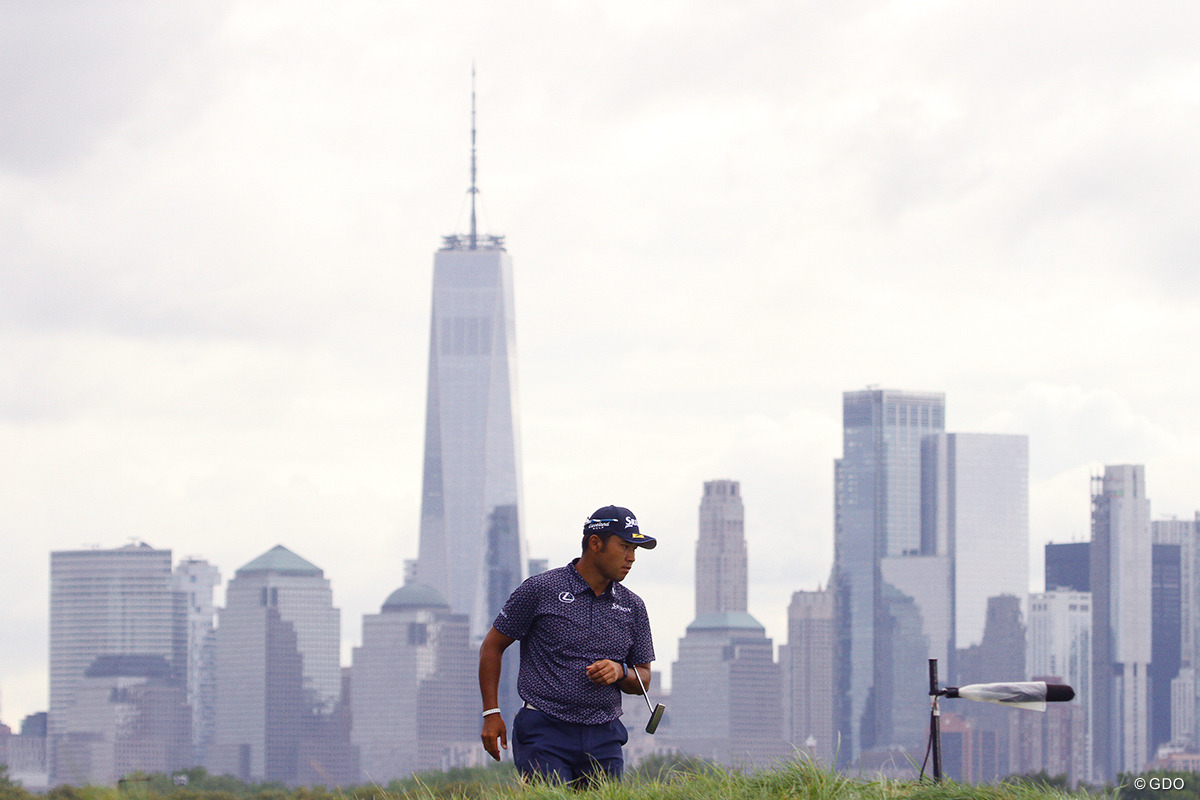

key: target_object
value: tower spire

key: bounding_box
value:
[441,66,504,252]
[469,64,478,251]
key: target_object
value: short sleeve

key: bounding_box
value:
[493,575,540,640]
[627,598,655,665]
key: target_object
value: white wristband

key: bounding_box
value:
[482,707,501,717]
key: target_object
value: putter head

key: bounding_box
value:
[646,703,665,734]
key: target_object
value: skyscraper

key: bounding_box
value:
[782,587,835,764]
[1091,465,1152,780]
[1150,525,1185,758]
[695,479,747,616]
[350,583,476,780]
[1045,542,1091,592]
[1154,517,1200,750]
[670,480,786,767]
[832,388,945,764]
[173,558,220,765]
[415,83,526,646]
[48,542,183,785]
[208,545,350,784]
[923,433,1029,665]
[1027,589,1092,784]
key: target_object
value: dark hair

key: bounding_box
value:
[581,530,617,554]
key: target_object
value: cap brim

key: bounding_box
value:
[621,533,656,549]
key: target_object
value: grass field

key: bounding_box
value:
[402,759,1104,800]
[3,758,1115,800]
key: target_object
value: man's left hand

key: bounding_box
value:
[585,659,624,685]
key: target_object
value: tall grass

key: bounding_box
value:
[374,757,1106,800]
[2,759,1112,800]
[507,758,1105,800]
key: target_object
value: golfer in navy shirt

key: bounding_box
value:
[479,505,656,786]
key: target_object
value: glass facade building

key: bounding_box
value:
[923,432,1029,655]
[415,238,527,644]
[832,388,944,764]
[1154,517,1200,750]
[1045,541,1091,592]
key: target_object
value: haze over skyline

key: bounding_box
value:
[3,2,1199,727]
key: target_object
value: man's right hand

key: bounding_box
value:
[481,714,508,761]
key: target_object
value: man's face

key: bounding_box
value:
[595,535,638,582]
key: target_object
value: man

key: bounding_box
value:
[479,505,656,786]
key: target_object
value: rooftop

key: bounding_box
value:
[382,582,450,612]
[686,611,766,633]
[236,544,323,577]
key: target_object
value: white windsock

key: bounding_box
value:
[942,681,1075,712]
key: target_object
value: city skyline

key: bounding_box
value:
[26,461,1181,784]
[4,1,1200,733]
[2,402,1196,732]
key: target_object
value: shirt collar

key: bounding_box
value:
[568,558,615,598]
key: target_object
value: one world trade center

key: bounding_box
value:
[416,84,528,648]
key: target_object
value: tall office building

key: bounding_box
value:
[924,431,1030,776]
[209,545,352,784]
[953,594,1026,780]
[1091,465,1152,780]
[1045,542,1091,592]
[173,558,220,764]
[695,480,747,616]
[670,480,786,767]
[55,655,190,786]
[49,542,184,785]
[1154,517,1200,750]
[415,86,526,646]
[832,388,945,764]
[781,587,836,764]
[350,583,476,780]
[1027,590,1092,784]
[923,433,1029,661]
[1150,539,1182,758]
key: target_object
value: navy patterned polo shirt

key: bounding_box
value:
[493,559,655,725]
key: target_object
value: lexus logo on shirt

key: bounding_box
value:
[559,591,575,603]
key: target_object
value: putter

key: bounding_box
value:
[629,664,666,734]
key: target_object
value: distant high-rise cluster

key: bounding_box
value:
[21,382,1200,788]
[830,389,1030,776]
[48,543,199,786]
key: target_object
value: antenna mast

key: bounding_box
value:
[440,66,504,252]
[469,65,478,251]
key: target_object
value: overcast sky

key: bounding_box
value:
[2,1,1199,727]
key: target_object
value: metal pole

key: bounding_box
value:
[929,658,942,782]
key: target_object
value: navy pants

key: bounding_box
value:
[512,706,628,785]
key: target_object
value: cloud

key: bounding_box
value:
[0,2,229,176]
[3,0,1200,725]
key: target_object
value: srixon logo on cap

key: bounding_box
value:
[625,516,637,528]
